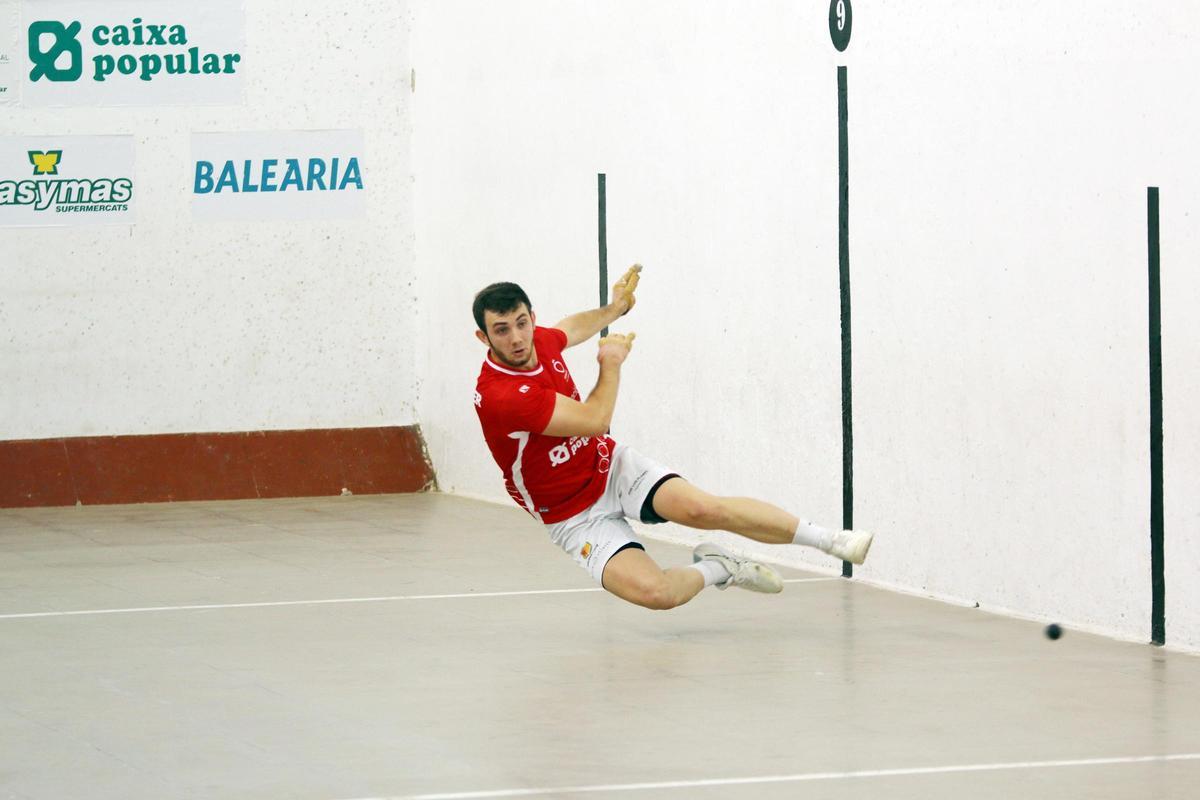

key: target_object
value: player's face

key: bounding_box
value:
[477,305,537,368]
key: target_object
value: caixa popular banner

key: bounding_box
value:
[191,130,366,223]
[0,135,135,227]
[21,0,244,107]
[1,1,19,106]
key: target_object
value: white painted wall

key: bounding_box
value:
[414,1,1200,650]
[0,1,417,438]
[1163,190,1200,653]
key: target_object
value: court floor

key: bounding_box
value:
[1,493,1197,799]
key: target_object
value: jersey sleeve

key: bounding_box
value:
[484,383,558,435]
[541,326,568,352]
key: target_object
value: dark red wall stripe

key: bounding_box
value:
[0,426,436,508]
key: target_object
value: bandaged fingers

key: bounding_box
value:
[612,264,642,315]
[597,331,636,365]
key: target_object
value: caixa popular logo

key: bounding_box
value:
[0,150,132,212]
[193,156,364,194]
[27,16,241,83]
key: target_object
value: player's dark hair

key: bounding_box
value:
[473,282,533,332]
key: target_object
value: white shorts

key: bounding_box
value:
[545,444,680,584]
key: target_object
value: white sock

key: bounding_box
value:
[688,558,731,587]
[792,520,834,552]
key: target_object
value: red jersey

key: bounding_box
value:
[474,326,614,523]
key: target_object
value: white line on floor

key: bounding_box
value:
[0,577,836,620]
[359,753,1200,800]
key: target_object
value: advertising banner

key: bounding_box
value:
[21,0,243,106]
[191,130,367,223]
[0,134,136,227]
[0,0,18,106]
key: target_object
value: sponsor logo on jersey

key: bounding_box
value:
[548,435,592,468]
[548,444,570,466]
[596,439,611,474]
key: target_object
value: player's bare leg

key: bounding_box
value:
[650,477,873,564]
[601,547,705,609]
[601,541,783,607]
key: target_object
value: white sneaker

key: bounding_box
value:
[826,530,874,565]
[692,543,783,594]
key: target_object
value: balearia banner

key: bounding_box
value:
[21,0,243,106]
[0,135,136,227]
[191,130,367,223]
[1,0,19,106]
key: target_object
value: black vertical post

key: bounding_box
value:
[838,67,853,578]
[1147,187,1165,646]
[599,174,609,337]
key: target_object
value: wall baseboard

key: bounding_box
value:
[0,426,436,508]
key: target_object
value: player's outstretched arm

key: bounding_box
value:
[542,332,635,437]
[552,264,641,348]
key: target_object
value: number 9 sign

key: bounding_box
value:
[829,0,852,52]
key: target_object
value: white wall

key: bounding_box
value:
[1163,191,1200,653]
[414,1,1200,650]
[415,0,844,527]
[0,1,417,438]
[853,2,1200,650]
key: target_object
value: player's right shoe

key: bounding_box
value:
[692,543,783,594]
[825,529,874,565]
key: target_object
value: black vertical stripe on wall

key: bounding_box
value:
[1147,187,1165,647]
[838,66,853,579]
[599,174,609,338]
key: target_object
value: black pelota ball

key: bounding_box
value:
[1045,623,1063,640]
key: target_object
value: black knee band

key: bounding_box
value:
[639,473,682,524]
[611,541,646,559]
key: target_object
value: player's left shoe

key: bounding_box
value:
[826,529,874,565]
[692,543,783,594]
